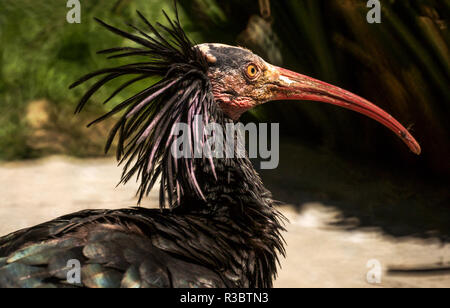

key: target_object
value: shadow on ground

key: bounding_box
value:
[257,139,450,242]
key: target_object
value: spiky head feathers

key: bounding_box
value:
[71,11,227,207]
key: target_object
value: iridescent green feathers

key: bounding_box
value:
[0,209,229,288]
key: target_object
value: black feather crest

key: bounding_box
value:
[71,10,221,208]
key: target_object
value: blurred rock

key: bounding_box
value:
[237,15,283,65]
[26,100,50,129]
[24,100,115,157]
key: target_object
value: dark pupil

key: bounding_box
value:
[251,67,255,74]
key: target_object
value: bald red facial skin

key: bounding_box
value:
[210,76,257,120]
[216,97,254,121]
[197,43,421,155]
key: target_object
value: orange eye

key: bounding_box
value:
[246,64,259,79]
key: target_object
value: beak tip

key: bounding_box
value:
[408,141,421,155]
[414,146,422,156]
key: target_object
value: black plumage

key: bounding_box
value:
[2,3,420,288]
[73,10,217,207]
[0,207,284,288]
[0,9,286,288]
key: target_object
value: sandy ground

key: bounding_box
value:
[0,156,449,288]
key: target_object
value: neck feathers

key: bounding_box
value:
[71,10,286,287]
[71,11,277,215]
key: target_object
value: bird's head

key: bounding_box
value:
[196,43,421,155]
[72,11,421,207]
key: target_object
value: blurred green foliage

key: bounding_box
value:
[0,0,203,159]
[0,0,449,177]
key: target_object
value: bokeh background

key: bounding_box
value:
[1,0,449,170]
[0,0,449,287]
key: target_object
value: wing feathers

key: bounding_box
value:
[0,215,227,288]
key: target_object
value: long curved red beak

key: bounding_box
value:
[271,66,421,155]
